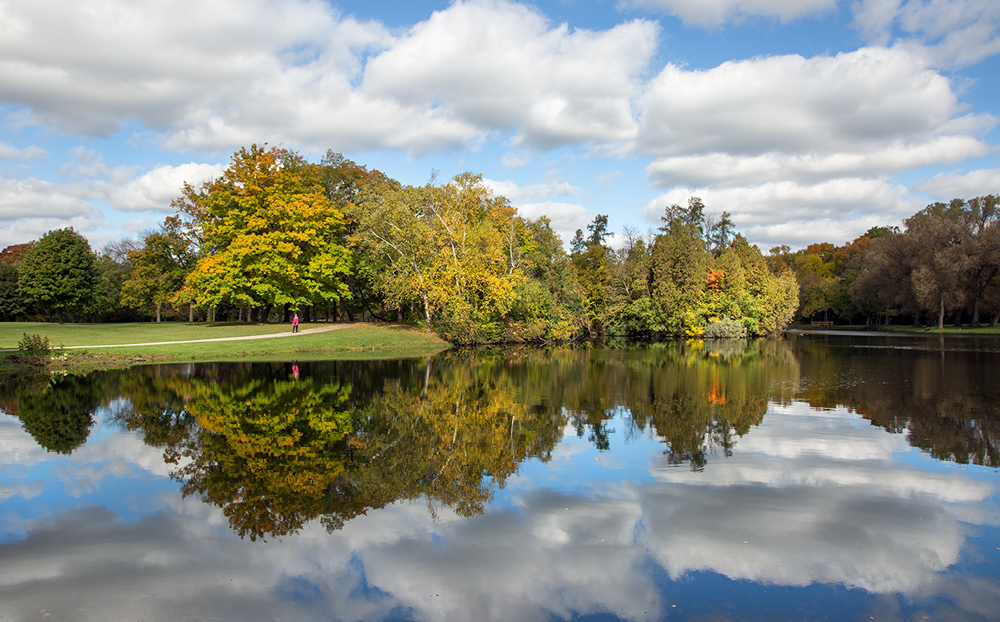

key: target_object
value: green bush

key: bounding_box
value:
[702,317,747,340]
[18,332,51,360]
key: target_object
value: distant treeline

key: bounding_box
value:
[771,195,1000,328]
[1,145,995,340]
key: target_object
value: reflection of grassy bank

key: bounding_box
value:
[1,323,449,372]
[788,323,1000,335]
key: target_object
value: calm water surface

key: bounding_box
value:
[1,335,999,621]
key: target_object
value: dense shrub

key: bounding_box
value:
[18,333,51,361]
[702,317,747,340]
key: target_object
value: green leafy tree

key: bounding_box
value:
[570,214,613,328]
[84,253,132,321]
[121,218,196,321]
[0,263,24,320]
[17,228,97,323]
[0,243,34,320]
[507,216,588,341]
[651,208,707,335]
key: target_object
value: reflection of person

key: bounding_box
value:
[292,313,299,333]
[292,363,299,380]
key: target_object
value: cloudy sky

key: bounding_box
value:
[1,0,998,252]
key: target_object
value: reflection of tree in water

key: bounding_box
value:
[3,373,102,454]
[535,340,798,470]
[115,356,566,540]
[792,337,1000,467]
[621,340,796,470]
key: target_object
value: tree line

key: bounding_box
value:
[774,195,1000,328]
[0,144,801,342]
[7,144,993,340]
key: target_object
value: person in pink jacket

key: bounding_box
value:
[292,313,299,333]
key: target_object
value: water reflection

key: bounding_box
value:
[1,337,999,621]
[4,373,99,454]
[790,335,1000,466]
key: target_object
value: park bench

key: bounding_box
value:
[810,320,833,329]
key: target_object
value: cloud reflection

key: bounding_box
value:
[0,401,997,622]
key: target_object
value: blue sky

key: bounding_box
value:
[1,0,998,252]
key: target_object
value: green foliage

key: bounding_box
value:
[506,217,588,341]
[851,195,1000,327]
[701,317,747,339]
[17,228,98,321]
[122,219,195,321]
[16,374,98,454]
[18,332,50,360]
[352,172,531,343]
[650,217,706,335]
[0,262,25,320]
[84,254,132,321]
[570,215,613,328]
[180,145,352,315]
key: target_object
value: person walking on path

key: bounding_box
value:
[292,313,299,333]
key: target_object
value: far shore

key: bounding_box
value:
[785,325,1000,337]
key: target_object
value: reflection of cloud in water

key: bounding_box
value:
[1,402,997,622]
[641,402,995,594]
[0,414,53,468]
[57,429,178,498]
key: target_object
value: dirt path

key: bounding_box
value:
[54,323,361,349]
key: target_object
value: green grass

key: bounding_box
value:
[0,321,449,372]
[0,320,299,349]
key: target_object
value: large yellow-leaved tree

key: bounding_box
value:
[177,145,351,318]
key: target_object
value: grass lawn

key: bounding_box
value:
[1,321,449,372]
[0,321,300,348]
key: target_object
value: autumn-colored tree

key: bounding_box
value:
[178,145,352,319]
[794,243,838,322]
[352,173,530,343]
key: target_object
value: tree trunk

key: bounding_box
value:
[423,294,431,332]
[188,305,193,323]
[155,302,161,323]
[937,294,945,330]
[972,299,981,327]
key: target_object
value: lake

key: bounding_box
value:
[1,334,999,621]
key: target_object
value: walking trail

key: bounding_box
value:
[54,323,359,350]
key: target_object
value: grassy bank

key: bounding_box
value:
[0,322,449,373]
[0,321,300,348]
